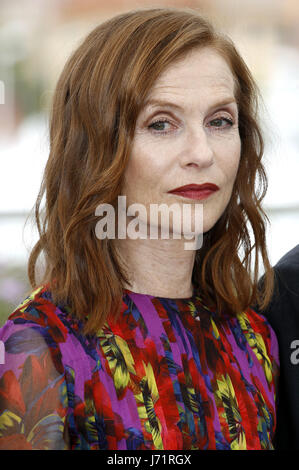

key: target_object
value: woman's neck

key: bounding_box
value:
[113,234,196,298]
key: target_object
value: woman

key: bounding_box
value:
[0,7,278,450]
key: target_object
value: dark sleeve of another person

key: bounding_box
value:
[259,244,299,450]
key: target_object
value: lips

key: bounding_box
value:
[168,183,219,192]
[167,183,219,201]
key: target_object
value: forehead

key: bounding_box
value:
[147,47,236,101]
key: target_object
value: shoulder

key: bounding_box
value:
[275,244,299,272]
[258,245,299,325]
[8,284,69,335]
[0,285,67,353]
[4,283,87,342]
[0,284,88,376]
[272,244,299,293]
[237,306,277,337]
[236,307,279,370]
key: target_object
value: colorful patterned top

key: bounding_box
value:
[0,284,279,450]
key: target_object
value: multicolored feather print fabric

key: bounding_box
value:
[0,284,279,450]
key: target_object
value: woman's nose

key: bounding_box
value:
[183,127,214,169]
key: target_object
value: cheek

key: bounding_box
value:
[228,158,240,183]
[126,145,164,185]
[122,152,161,204]
[123,157,144,190]
[219,140,241,184]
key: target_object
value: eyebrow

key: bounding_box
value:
[141,97,237,113]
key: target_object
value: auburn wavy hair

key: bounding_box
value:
[27,6,274,335]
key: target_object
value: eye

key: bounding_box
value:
[208,116,234,129]
[147,118,174,135]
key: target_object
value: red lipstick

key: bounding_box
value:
[167,183,219,200]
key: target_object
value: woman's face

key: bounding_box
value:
[122,47,241,237]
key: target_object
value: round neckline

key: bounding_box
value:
[123,287,199,301]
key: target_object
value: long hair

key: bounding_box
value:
[27,6,274,334]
